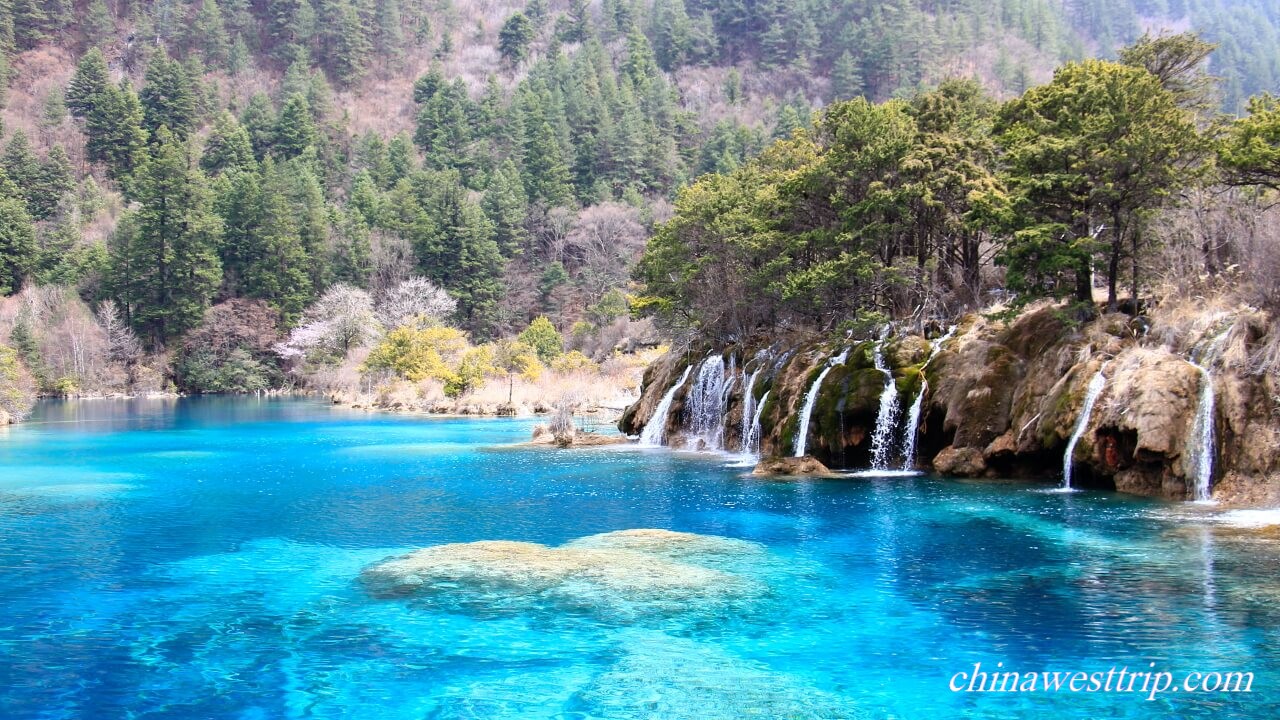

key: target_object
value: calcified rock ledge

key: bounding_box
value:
[360,529,769,619]
[752,455,835,478]
[621,302,1280,506]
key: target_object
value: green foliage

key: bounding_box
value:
[1220,93,1280,191]
[0,191,35,295]
[141,52,197,139]
[996,59,1201,306]
[517,315,563,363]
[363,324,465,382]
[172,299,284,393]
[110,127,222,345]
[0,343,36,419]
[499,13,534,67]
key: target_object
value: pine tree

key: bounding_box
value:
[201,110,257,175]
[67,48,110,120]
[1,131,41,210]
[324,0,373,85]
[0,186,35,295]
[141,53,198,139]
[523,120,573,205]
[86,81,149,185]
[84,0,113,49]
[482,159,528,254]
[111,127,222,345]
[498,12,534,67]
[187,0,231,67]
[240,93,278,159]
[832,51,864,100]
[241,159,314,321]
[329,207,373,287]
[274,94,317,159]
[564,0,590,43]
[11,0,47,49]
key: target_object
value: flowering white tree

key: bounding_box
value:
[275,284,382,361]
[376,276,457,330]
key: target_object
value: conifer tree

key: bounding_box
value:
[67,48,110,119]
[85,81,149,185]
[274,94,317,159]
[241,93,278,159]
[201,111,257,175]
[832,51,864,101]
[112,127,222,345]
[482,159,528,254]
[0,184,35,295]
[499,12,534,67]
[141,53,198,139]
[187,0,231,67]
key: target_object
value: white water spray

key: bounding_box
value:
[899,327,956,471]
[684,355,733,451]
[739,365,765,453]
[639,365,692,446]
[868,335,903,471]
[747,390,770,457]
[1186,364,1216,502]
[1062,369,1107,489]
[794,348,850,457]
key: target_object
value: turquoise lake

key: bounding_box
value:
[0,397,1277,718]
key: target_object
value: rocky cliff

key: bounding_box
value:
[619,303,1280,506]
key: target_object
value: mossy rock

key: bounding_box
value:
[1002,306,1069,359]
[886,336,931,369]
[896,365,924,397]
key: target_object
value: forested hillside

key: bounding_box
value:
[0,0,1277,417]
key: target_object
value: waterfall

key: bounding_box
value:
[793,348,850,457]
[747,390,770,457]
[868,336,903,471]
[899,327,956,471]
[639,365,692,446]
[900,382,928,472]
[739,365,765,453]
[1186,364,1216,502]
[1062,369,1107,489]
[684,355,732,451]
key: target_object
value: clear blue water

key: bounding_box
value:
[0,398,1277,719]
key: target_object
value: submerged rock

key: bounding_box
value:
[751,455,834,477]
[575,630,867,720]
[359,529,767,620]
[526,424,627,448]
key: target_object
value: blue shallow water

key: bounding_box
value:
[0,397,1277,719]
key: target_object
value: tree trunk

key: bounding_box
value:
[1106,235,1120,312]
[1075,258,1092,303]
[1131,227,1140,316]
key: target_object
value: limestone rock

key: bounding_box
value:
[751,455,834,477]
[359,529,766,619]
[933,446,987,476]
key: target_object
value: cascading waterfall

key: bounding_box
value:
[868,335,903,471]
[747,390,770,457]
[794,349,850,457]
[1062,369,1107,489]
[739,365,766,453]
[899,327,956,471]
[1186,364,1216,502]
[684,355,733,451]
[639,365,692,447]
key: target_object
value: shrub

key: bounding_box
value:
[363,325,467,383]
[518,316,563,363]
[174,299,284,393]
[550,350,598,373]
[0,344,36,420]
